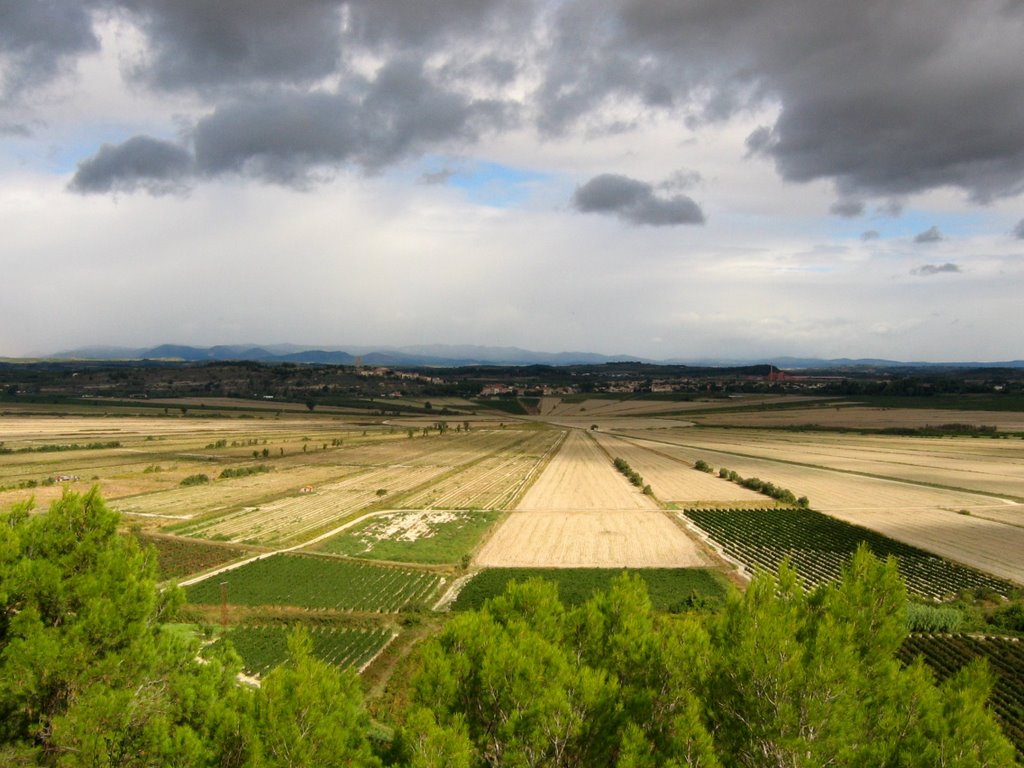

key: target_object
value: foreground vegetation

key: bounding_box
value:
[900,635,1024,756]
[1,489,1018,766]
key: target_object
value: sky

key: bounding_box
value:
[1,0,1023,362]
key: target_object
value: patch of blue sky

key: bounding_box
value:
[420,157,551,208]
[829,208,993,242]
[13,125,184,176]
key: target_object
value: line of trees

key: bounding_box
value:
[711,463,810,507]
[613,457,653,496]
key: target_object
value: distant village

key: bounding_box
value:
[1,358,1018,406]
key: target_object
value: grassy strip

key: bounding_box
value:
[135,533,251,579]
[315,509,502,565]
[452,568,730,612]
[642,397,844,418]
[847,394,1024,412]
[697,422,1024,439]
[0,440,122,454]
[210,624,395,676]
[472,398,528,415]
[185,553,443,612]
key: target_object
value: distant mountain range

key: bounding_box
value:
[50,343,639,367]
[46,344,1024,370]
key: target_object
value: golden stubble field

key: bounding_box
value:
[474,429,710,568]
[0,413,389,511]
[612,425,1024,584]
[590,432,766,505]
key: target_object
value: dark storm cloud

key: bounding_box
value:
[68,136,193,194]
[1014,219,1024,239]
[911,263,961,276]
[112,0,534,91]
[69,57,511,190]
[541,0,1024,202]
[914,226,943,244]
[115,0,344,90]
[830,200,864,218]
[572,173,705,226]
[0,0,99,98]
[342,0,533,49]
[8,0,1023,204]
[192,60,507,184]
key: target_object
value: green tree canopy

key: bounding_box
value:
[0,489,378,767]
[404,548,1017,767]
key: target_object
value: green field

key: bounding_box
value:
[214,625,395,676]
[315,509,502,564]
[135,533,250,579]
[683,506,1017,599]
[185,554,444,612]
[452,567,730,612]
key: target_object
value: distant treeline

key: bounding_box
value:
[613,457,653,495]
[0,440,121,455]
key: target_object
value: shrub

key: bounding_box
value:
[906,602,963,633]
[987,602,1024,633]
[219,464,271,479]
[180,473,210,487]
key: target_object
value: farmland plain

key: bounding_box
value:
[5,390,1024,690]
